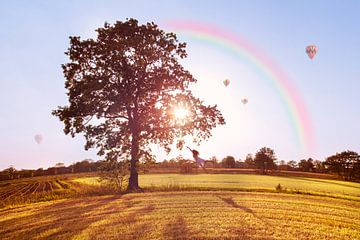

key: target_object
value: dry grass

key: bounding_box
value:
[3,173,359,208]
[0,191,359,240]
[1,173,360,239]
[138,174,360,201]
[149,168,340,180]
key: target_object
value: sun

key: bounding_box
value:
[173,107,189,120]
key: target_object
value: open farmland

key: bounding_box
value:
[1,173,360,239]
[1,173,360,207]
[0,179,69,199]
[0,191,359,239]
[78,173,360,201]
[0,174,110,208]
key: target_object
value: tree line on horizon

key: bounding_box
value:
[1,147,359,182]
[0,159,101,181]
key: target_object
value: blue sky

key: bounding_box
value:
[1,0,360,169]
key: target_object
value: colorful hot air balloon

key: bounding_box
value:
[34,134,43,144]
[223,79,230,87]
[241,98,248,104]
[306,45,318,60]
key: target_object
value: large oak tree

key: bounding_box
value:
[53,19,225,191]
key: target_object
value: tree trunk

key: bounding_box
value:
[127,130,142,192]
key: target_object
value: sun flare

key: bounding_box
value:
[173,107,189,120]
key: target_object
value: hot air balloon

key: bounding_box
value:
[223,79,230,87]
[306,45,318,60]
[34,134,43,144]
[241,98,248,104]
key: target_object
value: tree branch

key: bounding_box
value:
[104,114,129,119]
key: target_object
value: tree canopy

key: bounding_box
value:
[222,156,236,168]
[254,147,277,174]
[325,150,360,180]
[298,158,314,172]
[53,19,225,191]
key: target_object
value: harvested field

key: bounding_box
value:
[0,191,359,239]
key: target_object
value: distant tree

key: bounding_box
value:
[34,168,44,176]
[244,154,255,169]
[46,167,58,175]
[298,158,314,172]
[254,147,277,174]
[5,166,16,180]
[160,160,169,168]
[277,160,289,171]
[18,170,35,178]
[54,163,65,168]
[53,19,225,192]
[209,156,218,168]
[236,160,247,168]
[70,160,92,173]
[92,160,105,171]
[286,160,297,170]
[325,151,360,180]
[138,157,156,174]
[0,166,16,180]
[168,158,178,168]
[222,156,236,168]
[177,155,194,173]
[313,160,325,173]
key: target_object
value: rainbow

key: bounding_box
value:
[164,20,315,155]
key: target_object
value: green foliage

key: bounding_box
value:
[0,160,103,181]
[209,156,219,168]
[222,156,236,168]
[99,160,130,191]
[244,154,255,168]
[254,147,277,174]
[325,150,360,180]
[286,160,297,170]
[52,18,225,191]
[298,158,315,172]
[313,160,326,173]
[179,160,195,174]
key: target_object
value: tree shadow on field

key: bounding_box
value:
[163,215,192,240]
[97,203,156,240]
[217,195,275,239]
[0,195,130,239]
[217,195,253,214]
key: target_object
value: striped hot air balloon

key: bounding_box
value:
[223,79,230,87]
[306,45,318,60]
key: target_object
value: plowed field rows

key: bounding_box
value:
[0,180,70,201]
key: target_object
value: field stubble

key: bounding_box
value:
[0,191,359,240]
[1,173,360,239]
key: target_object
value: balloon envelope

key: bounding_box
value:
[223,79,230,87]
[306,45,318,59]
[241,98,248,104]
[34,134,43,144]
